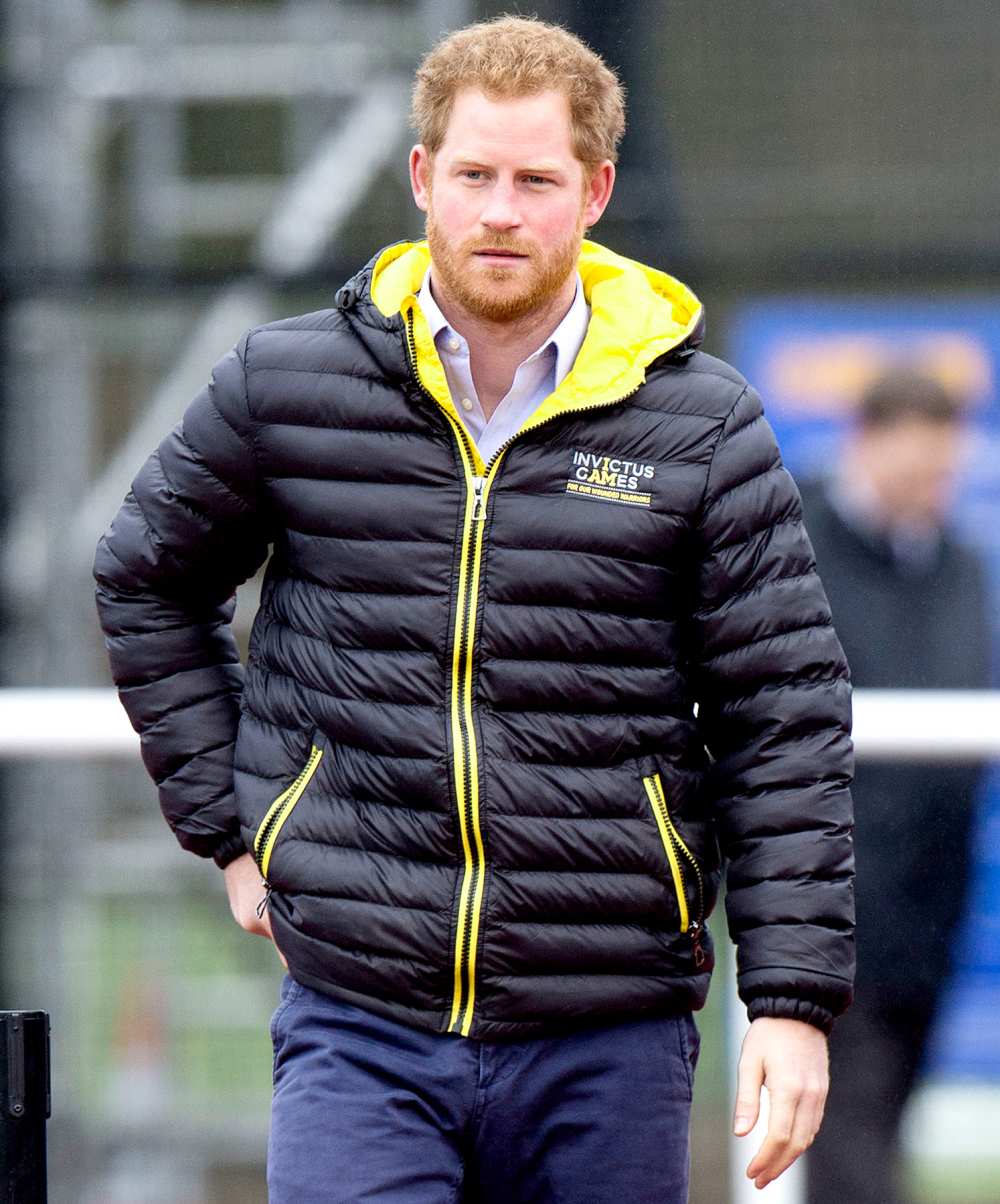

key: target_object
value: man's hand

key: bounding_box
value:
[733,1016,829,1190]
[223,852,288,968]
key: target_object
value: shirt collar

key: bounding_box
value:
[416,268,590,390]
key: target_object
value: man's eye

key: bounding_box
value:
[463,170,484,180]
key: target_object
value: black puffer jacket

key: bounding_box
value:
[94,240,854,1039]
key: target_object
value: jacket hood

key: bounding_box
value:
[360,240,704,469]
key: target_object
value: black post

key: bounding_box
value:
[1,1012,50,1204]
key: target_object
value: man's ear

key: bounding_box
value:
[410,145,432,213]
[582,160,616,229]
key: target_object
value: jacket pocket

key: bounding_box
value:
[253,735,326,882]
[642,771,707,966]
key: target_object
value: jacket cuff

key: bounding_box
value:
[746,995,836,1036]
[212,832,249,870]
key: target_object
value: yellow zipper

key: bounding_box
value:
[445,428,507,1036]
[253,744,325,880]
[642,772,704,944]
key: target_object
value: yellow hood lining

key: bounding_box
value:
[370,239,703,470]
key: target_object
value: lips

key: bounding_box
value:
[472,249,529,265]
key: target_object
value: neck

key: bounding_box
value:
[429,272,577,417]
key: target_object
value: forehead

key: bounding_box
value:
[866,417,963,462]
[438,87,577,165]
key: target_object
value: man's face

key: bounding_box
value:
[409,88,614,324]
[854,417,967,529]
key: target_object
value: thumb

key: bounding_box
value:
[733,1047,763,1136]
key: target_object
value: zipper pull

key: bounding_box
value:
[471,475,486,520]
[256,882,273,920]
[689,920,706,968]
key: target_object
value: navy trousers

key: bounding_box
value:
[267,975,699,1204]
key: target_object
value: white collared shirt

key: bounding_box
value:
[416,269,590,465]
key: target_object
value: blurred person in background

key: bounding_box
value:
[799,370,991,1204]
[93,15,854,1202]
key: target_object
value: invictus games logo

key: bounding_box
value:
[565,449,655,508]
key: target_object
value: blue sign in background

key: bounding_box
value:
[728,298,1000,1079]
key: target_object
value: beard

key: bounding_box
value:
[425,208,585,325]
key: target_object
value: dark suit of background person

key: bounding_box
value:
[799,371,992,1204]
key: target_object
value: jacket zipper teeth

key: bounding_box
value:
[404,311,649,1033]
[652,774,704,927]
[253,745,324,881]
[253,787,293,874]
[456,443,485,1034]
[405,313,486,1036]
[643,773,705,952]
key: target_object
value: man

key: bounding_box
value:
[799,370,990,1204]
[94,16,854,1202]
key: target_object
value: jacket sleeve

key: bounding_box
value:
[93,333,273,868]
[691,385,855,1033]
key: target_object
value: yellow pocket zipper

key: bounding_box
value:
[253,742,325,881]
[642,771,706,966]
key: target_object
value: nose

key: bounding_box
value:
[479,180,521,231]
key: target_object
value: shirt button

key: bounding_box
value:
[460,397,474,412]
[448,337,461,352]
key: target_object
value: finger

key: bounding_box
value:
[786,1073,827,1164]
[747,1137,796,1190]
[733,1045,764,1136]
[746,1092,798,1188]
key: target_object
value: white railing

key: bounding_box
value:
[5,686,997,761]
[3,687,998,1203]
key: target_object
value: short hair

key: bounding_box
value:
[411,15,626,170]
[857,370,965,429]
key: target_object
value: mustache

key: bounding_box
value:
[465,235,532,255]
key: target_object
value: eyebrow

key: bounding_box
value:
[450,156,566,176]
